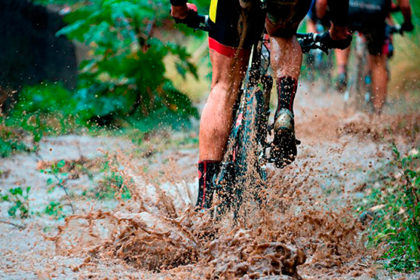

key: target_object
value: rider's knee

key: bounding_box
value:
[211,79,229,94]
[210,68,242,105]
[210,80,235,104]
[265,0,311,38]
[369,53,386,66]
[265,21,296,38]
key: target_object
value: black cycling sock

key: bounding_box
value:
[196,160,221,209]
[276,76,297,117]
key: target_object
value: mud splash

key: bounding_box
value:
[337,113,420,143]
[2,84,418,278]
[47,149,369,279]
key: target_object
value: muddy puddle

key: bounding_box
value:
[46,149,368,279]
[1,85,419,279]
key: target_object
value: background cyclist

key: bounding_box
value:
[332,0,414,113]
[306,0,330,34]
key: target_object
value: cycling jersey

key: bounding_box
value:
[348,0,391,28]
[348,0,392,55]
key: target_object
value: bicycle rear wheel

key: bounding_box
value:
[216,75,271,217]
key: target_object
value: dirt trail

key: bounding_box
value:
[0,83,419,279]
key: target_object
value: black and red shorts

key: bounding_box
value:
[208,0,312,57]
[355,25,389,56]
[348,0,391,55]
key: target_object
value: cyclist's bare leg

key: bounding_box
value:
[267,34,302,166]
[270,36,302,80]
[335,47,350,76]
[368,53,388,114]
[306,19,317,33]
[334,46,350,92]
[264,0,312,166]
[199,50,248,161]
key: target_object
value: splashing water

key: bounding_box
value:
[48,149,368,279]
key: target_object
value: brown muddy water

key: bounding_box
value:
[0,84,419,279]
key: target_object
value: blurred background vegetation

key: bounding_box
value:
[0,0,211,157]
[388,0,420,97]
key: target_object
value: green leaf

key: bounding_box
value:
[8,206,18,217]
[56,19,86,38]
[415,176,420,187]
[57,160,66,169]
[10,187,23,196]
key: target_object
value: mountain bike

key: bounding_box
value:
[344,25,403,111]
[177,4,336,216]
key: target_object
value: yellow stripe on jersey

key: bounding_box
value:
[210,0,217,22]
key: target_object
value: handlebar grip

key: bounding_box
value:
[318,32,352,50]
[297,33,328,53]
[387,24,402,35]
[297,32,351,53]
[174,10,210,31]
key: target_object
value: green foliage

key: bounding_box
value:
[42,160,68,192]
[7,83,78,141]
[40,159,76,214]
[45,201,65,219]
[95,161,131,200]
[388,0,420,94]
[1,83,81,155]
[0,125,28,157]
[96,174,131,200]
[0,0,203,157]
[0,187,31,218]
[57,0,199,127]
[33,0,86,4]
[12,83,77,117]
[359,147,420,272]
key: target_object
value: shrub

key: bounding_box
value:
[6,83,77,143]
[360,147,420,272]
[0,122,28,157]
[57,0,199,127]
[0,187,31,218]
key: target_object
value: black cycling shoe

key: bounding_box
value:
[335,72,347,93]
[271,108,299,168]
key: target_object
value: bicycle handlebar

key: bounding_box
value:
[296,32,329,54]
[387,24,403,35]
[175,12,348,53]
[174,10,211,32]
